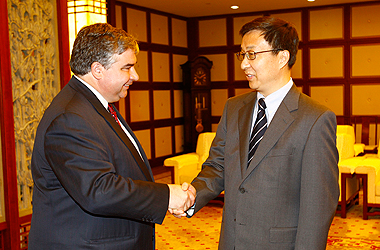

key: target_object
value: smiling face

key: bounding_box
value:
[240,30,290,97]
[97,49,139,103]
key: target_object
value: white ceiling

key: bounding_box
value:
[118,0,377,17]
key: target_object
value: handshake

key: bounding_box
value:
[168,182,196,218]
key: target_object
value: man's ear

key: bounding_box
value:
[278,50,290,69]
[91,62,104,80]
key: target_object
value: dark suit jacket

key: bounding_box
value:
[191,85,339,250]
[29,77,169,250]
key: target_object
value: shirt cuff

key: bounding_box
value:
[185,203,196,218]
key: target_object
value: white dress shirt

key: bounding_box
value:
[251,78,294,133]
[74,75,143,159]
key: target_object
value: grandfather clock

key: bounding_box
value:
[181,56,213,152]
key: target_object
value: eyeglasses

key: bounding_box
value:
[236,49,279,61]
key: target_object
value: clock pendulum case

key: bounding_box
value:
[181,56,213,152]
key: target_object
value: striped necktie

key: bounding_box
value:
[247,98,267,167]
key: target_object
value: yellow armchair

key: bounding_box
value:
[164,132,216,184]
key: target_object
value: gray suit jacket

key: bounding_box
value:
[192,85,339,250]
[29,77,169,250]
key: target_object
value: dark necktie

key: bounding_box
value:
[247,98,267,166]
[108,104,121,127]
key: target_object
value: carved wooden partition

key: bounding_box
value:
[0,0,70,249]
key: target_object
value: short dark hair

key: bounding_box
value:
[69,23,139,76]
[239,16,299,68]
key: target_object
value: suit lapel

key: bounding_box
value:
[112,105,154,181]
[68,77,153,182]
[242,85,300,180]
[238,93,256,177]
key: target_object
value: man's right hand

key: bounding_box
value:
[167,182,196,217]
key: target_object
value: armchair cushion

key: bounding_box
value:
[164,132,216,184]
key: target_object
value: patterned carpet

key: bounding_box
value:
[154,169,380,250]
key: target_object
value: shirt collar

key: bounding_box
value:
[74,75,109,110]
[257,78,293,124]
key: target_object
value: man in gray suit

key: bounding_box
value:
[187,17,339,249]
[29,23,195,249]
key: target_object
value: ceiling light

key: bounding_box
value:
[231,5,239,10]
[308,0,315,2]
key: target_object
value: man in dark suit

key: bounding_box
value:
[187,17,339,249]
[28,23,195,250]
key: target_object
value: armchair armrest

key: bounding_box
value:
[164,153,199,168]
[354,143,365,156]
[164,153,200,184]
[338,157,366,174]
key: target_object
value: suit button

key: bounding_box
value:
[239,188,245,193]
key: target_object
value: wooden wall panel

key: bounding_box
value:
[173,90,183,118]
[151,14,169,45]
[153,90,171,119]
[351,4,380,38]
[310,47,344,78]
[130,90,150,122]
[152,52,170,82]
[115,5,123,28]
[172,18,187,47]
[172,54,188,82]
[352,84,380,116]
[199,19,227,47]
[309,8,343,40]
[310,85,344,116]
[127,8,147,42]
[155,127,172,157]
[175,125,185,153]
[211,89,228,117]
[202,54,228,82]
[352,45,380,77]
[134,129,151,159]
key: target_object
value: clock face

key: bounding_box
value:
[193,67,207,86]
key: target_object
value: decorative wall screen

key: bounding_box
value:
[7,0,61,216]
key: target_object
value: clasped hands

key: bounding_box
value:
[168,182,196,218]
